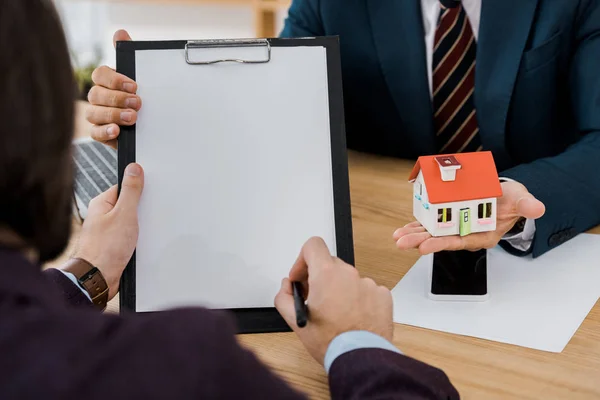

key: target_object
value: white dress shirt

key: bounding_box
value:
[420,0,535,251]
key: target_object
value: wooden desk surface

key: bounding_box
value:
[52,118,600,399]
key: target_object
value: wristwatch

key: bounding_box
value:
[62,258,109,310]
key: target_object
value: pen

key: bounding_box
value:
[292,281,308,328]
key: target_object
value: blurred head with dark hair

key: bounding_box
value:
[0,0,75,262]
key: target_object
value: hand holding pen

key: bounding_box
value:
[274,237,394,366]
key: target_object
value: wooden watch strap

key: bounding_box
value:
[61,258,109,310]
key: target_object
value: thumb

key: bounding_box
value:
[86,185,118,218]
[113,29,132,48]
[115,163,144,213]
[274,278,298,330]
[516,195,546,220]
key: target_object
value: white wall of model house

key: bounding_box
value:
[413,171,433,233]
[413,171,497,237]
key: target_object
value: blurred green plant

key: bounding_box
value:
[71,48,101,101]
[74,64,97,100]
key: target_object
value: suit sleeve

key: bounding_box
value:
[42,268,94,309]
[41,308,308,399]
[502,0,600,257]
[328,348,460,400]
[280,0,325,37]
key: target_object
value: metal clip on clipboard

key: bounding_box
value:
[185,39,271,65]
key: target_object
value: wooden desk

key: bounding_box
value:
[52,115,600,398]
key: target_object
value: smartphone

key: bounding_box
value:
[428,249,489,302]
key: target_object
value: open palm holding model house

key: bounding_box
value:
[393,152,546,255]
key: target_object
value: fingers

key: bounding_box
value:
[417,235,466,255]
[361,277,378,288]
[394,222,429,250]
[90,124,119,147]
[516,196,545,220]
[91,65,137,94]
[87,185,119,217]
[364,278,392,305]
[393,223,427,241]
[88,60,139,146]
[288,237,333,283]
[113,29,132,48]
[114,163,144,214]
[88,86,141,110]
[417,231,500,254]
[86,104,138,126]
[274,278,298,331]
[396,231,432,250]
[302,237,333,268]
[288,253,309,284]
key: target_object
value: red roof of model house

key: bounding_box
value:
[408,151,503,204]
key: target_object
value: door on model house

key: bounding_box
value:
[459,208,471,236]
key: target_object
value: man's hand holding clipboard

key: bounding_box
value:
[87,30,139,150]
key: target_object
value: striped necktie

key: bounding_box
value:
[433,0,482,153]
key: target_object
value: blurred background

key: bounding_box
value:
[55,0,290,100]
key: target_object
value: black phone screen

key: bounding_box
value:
[431,250,487,296]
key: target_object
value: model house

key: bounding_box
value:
[408,152,503,237]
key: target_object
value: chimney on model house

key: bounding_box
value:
[435,155,462,182]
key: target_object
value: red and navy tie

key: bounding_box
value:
[433,0,482,153]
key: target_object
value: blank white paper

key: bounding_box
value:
[134,46,336,311]
[392,234,600,352]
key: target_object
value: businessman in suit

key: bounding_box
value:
[284,0,600,257]
[1,2,459,398]
[87,0,600,258]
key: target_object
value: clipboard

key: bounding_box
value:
[117,37,354,334]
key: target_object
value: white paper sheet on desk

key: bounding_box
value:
[391,234,600,352]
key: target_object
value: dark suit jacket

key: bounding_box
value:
[281,0,600,257]
[0,248,459,399]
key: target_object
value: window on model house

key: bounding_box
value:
[437,208,452,223]
[478,202,492,219]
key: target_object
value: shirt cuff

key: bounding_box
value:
[59,270,92,302]
[499,177,536,252]
[323,330,401,374]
